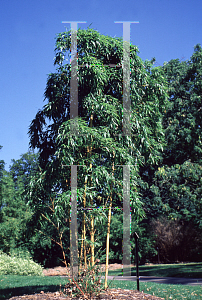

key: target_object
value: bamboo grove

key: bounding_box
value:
[26,28,168,286]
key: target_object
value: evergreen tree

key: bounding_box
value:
[162,44,202,165]
[0,170,32,253]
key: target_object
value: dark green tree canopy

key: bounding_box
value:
[9,151,39,190]
[147,162,202,225]
[162,44,202,165]
[0,169,32,253]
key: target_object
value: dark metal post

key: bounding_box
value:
[134,232,139,291]
[157,247,160,264]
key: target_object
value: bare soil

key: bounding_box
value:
[42,264,135,276]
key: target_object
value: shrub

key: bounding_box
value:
[0,250,44,276]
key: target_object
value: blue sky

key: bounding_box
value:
[0,0,202,171]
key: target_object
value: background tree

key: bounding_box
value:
[162,44,202,166]
[0,150,61,267]
[9,151,39,191]
[136,45,202,263]
[0,170,32,254]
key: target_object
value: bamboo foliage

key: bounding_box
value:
[28,28,168,285]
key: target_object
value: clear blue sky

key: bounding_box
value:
[1,0,201,171]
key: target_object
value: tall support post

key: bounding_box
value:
[115,21,139,136]
[61,164,86,278]
[61,21,86,278]
[70,165,78,279]
[69,22,78,136]
[61,21,86,136]
[116,164,131,276]
[134,232,139,291]
[122,22,131,136]
[122,165,131,276]
[114,21,138,278]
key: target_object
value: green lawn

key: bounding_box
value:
[0,274,202,300]
[0,275,68,300]
[106,262,202,278]
[109,279,202,300]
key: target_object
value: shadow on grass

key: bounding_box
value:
[106,263,202,279]
[137,263,202,278]
[0,284,63,300]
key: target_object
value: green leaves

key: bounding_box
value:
[0,170,33,254]
[147,161,202,226]
[25,27,171,266]
[162,46,202,165]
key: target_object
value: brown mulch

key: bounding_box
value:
[9,289,165,300]
[42,264,135,276]
[8,265,165,300]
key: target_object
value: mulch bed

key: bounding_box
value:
[9,288,165,299]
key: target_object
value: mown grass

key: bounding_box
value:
[0,275,68,300]
[109,279,202,300]
[0,275,202,300]
[106,262,202,278]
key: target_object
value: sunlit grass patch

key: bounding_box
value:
[0,275,67,289]
[0,275,68,300]
[109,280,202,300]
